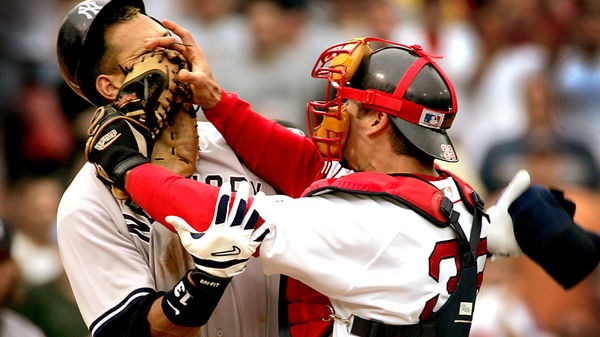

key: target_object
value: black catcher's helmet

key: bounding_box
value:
[307,38,458,163]
[56,0,146,106]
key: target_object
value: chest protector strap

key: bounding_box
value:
[285,170,485,337]
[349,188,486,337]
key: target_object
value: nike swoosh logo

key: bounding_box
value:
[212,246,241,257]
[165,299,180,315]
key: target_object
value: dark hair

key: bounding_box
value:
[84,6,141,105]
[390,122,434,165]
[357,106,434,165]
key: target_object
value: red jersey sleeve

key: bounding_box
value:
[126,163,219,233]
[203,92,324,198]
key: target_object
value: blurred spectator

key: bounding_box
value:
[147,0,249,93]
[0,0,75,182]
[480,73,600,193]
[513,187,600,336]
[222,0,319,130]
[13,272,88,337]
[0,219,46,337]
[6,176,63,286]
[366,0,478,98]
[553,0,600,166]
[456,0,548,169]
[470,258,545,337]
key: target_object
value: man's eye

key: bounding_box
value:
[119,64,133,75]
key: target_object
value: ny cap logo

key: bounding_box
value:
[78,1,103,20]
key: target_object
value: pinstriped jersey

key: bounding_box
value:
[57,122,279,337]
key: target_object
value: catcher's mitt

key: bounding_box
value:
[151,106,199,178]
[114,48,193,137]
[86,48,198,199]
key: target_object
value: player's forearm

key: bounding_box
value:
[203,91,324,197]
[125,163,219,232]
[148,270,230,336]
[148,297,200,337]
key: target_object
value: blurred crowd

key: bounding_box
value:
[0,0,599,336]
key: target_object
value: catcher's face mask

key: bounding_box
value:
[306,37,459,163]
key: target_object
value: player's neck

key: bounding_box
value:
[359,151,437,177]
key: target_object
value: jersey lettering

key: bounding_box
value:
[204,175,224,187]
[192,174,263,194]
[420,238,487,319]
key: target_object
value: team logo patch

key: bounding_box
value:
[440,144,456,161]
[459,302,473,316]
[78,1,103,19]
[115,93,139,109]
[440,186,455,200]
[94,129,121,151]
[419,109,444,129]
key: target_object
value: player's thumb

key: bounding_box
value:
[166,215,199,238]
[178,68,207,85]
[497,169,531,207]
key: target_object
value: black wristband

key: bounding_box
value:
[161,270,231,327]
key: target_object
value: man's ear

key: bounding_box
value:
[365,110,390,136]
[96,74,123,101]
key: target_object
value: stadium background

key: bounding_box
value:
[0,0,598,336]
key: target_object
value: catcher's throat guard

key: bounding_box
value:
[307,37,459,163]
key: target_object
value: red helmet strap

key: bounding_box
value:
[393,57,429,98]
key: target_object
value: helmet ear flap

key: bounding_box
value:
[329,38,373,83]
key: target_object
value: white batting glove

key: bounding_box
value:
[486,169,531,258]
[166,181,271,278]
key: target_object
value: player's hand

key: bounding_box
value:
[86,105,152,190]
[486,169,531,257]
[166,181,271,278]
[144,19,222,109]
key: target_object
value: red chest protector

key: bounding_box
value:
[283,168,482,337]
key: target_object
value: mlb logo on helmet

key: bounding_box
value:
[419,109,444,129]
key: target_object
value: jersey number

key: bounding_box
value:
[419,238,487,320]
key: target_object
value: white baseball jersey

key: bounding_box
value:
[255,176,488,337]
[57,122,279,337]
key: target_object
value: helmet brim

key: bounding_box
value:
[390,116,458,162]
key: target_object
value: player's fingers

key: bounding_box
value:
[212,182,232,226]
[242,207,261,231]
[144,36,181,50]
[161,19,198,49]
[229,181,250,227]
[251,220,274,243]
[160,19,213,73]
[177,69,209,84]
[497,170,531,207]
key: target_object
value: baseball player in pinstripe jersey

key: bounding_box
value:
[56,1,281,336]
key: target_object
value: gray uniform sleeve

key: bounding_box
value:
[57,165,156,333]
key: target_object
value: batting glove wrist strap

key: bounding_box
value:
[86,105,152,190]
[161,270,231,327]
